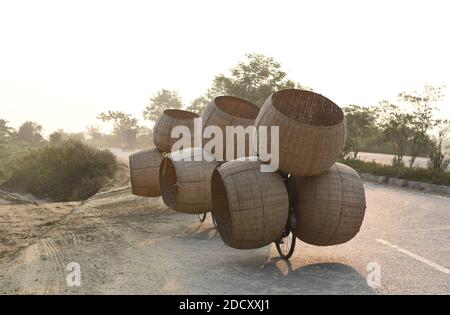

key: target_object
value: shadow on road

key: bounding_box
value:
[259,260,376,295]
[170,221,376,294]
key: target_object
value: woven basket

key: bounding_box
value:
[211,158,289,249]
[129,148,163,197]
[288,163,366,246]
[201,96,259,160]
[255,89,346,177]
[159,148,218,214]
[153,109,199,153]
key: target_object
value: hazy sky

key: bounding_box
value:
[1,0,449,135]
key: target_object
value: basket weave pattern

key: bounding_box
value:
[255,89,346,177]
[159,148,218,214]
[153,109,199,153]
[211,159,289,249]
[202,96,259,160]
[129,88,367,252]
[129,148,163,197]
[288,163,366,246]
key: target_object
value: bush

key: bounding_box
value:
[1,140,118,201]
[0,141,43,184]
[340,158,450,186]
[427,139,450,172]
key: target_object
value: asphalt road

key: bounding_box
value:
[358,152,450,170]
[103,148,450,294]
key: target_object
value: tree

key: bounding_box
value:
[427,119,450,171]
[16,121,44,143]
[86,125,103,140]
[0,119,14,143]
[97,111,140,135]
[49,131,64,144]
[185,94,211,115]
[379,101,413,167]
[67,132,86,142]
[399,84,444,168]
[138,126,153,137]
[143,89,183,121]
[191,53,304,112]
[343,105,378,159]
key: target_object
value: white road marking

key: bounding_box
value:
[376,239,450,274]
[398,226,450,233]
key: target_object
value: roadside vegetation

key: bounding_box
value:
[341,84,449,185]
[1,121,118,201]
[1,139,117,201]
[340,159,450,187]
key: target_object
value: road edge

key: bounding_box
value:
[360,173,450,197]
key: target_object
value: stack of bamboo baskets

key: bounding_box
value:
[129,109,198,198]
[129,89,366,252]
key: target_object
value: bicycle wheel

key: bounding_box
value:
[212,213,218,229]
[275,206,296,259]
[197,212,207,223]
[275,231,296,259]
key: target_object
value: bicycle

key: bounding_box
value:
[274,205,297,259]
[197,212,218,230]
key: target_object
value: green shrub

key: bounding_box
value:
[0,141,43,184]
[340,158,450,186]
[1,140,118,201]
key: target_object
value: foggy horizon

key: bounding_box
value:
[1,0,450,135]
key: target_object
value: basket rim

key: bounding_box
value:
[211,166,235,245]
[163,109,199,120]
[129,147,162,158]
[159,157,178,209]
[213,96,259,120]
[266,89,345,128]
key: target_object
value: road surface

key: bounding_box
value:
[358,152,450,170]
[0,149,448,294]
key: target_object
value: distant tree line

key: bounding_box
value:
[2,53,448,175]
[142,53,308,117]
[343,85,449,171]
[139,53,449,171]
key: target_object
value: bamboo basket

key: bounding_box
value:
[211,158,289,249]
[255,89,346,177]
[159,148,218,214]
[201,96,259,160]
[129,148,163,197]
[287,163,366,246]
[153,109,199,153]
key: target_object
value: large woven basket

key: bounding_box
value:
[129,148,163,197]
[211,158,289,249]
[201,96,259,161]
[255,89,346,177]
[153,109,199,153]
[159,148,218,214]
[287,163,366,246]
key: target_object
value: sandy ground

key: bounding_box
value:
[0,150,448,295]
